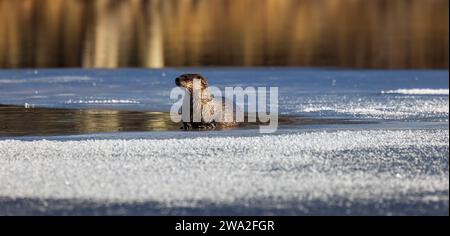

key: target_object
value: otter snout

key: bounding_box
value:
[175,77,182,86]
[175,75,191,87]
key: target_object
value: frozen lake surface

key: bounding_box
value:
[0,68,448,215]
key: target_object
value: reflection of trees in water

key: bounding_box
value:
[0,0,448,68]
[0,105,179,136]
[81,110,121,133]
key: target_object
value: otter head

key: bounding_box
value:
[175,74,208,93]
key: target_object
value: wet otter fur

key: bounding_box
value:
[175,74,240,130]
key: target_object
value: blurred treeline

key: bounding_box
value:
[0,0,448,68]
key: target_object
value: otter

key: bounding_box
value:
[175,73,240,130]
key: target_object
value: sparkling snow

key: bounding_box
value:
[0,129,448,215]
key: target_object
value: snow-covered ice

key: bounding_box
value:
[0,129,448,215]
[381,88,449,95]
[65,99,140,104]
[292,95,449,121]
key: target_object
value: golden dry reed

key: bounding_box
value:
[0,0,448,68]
